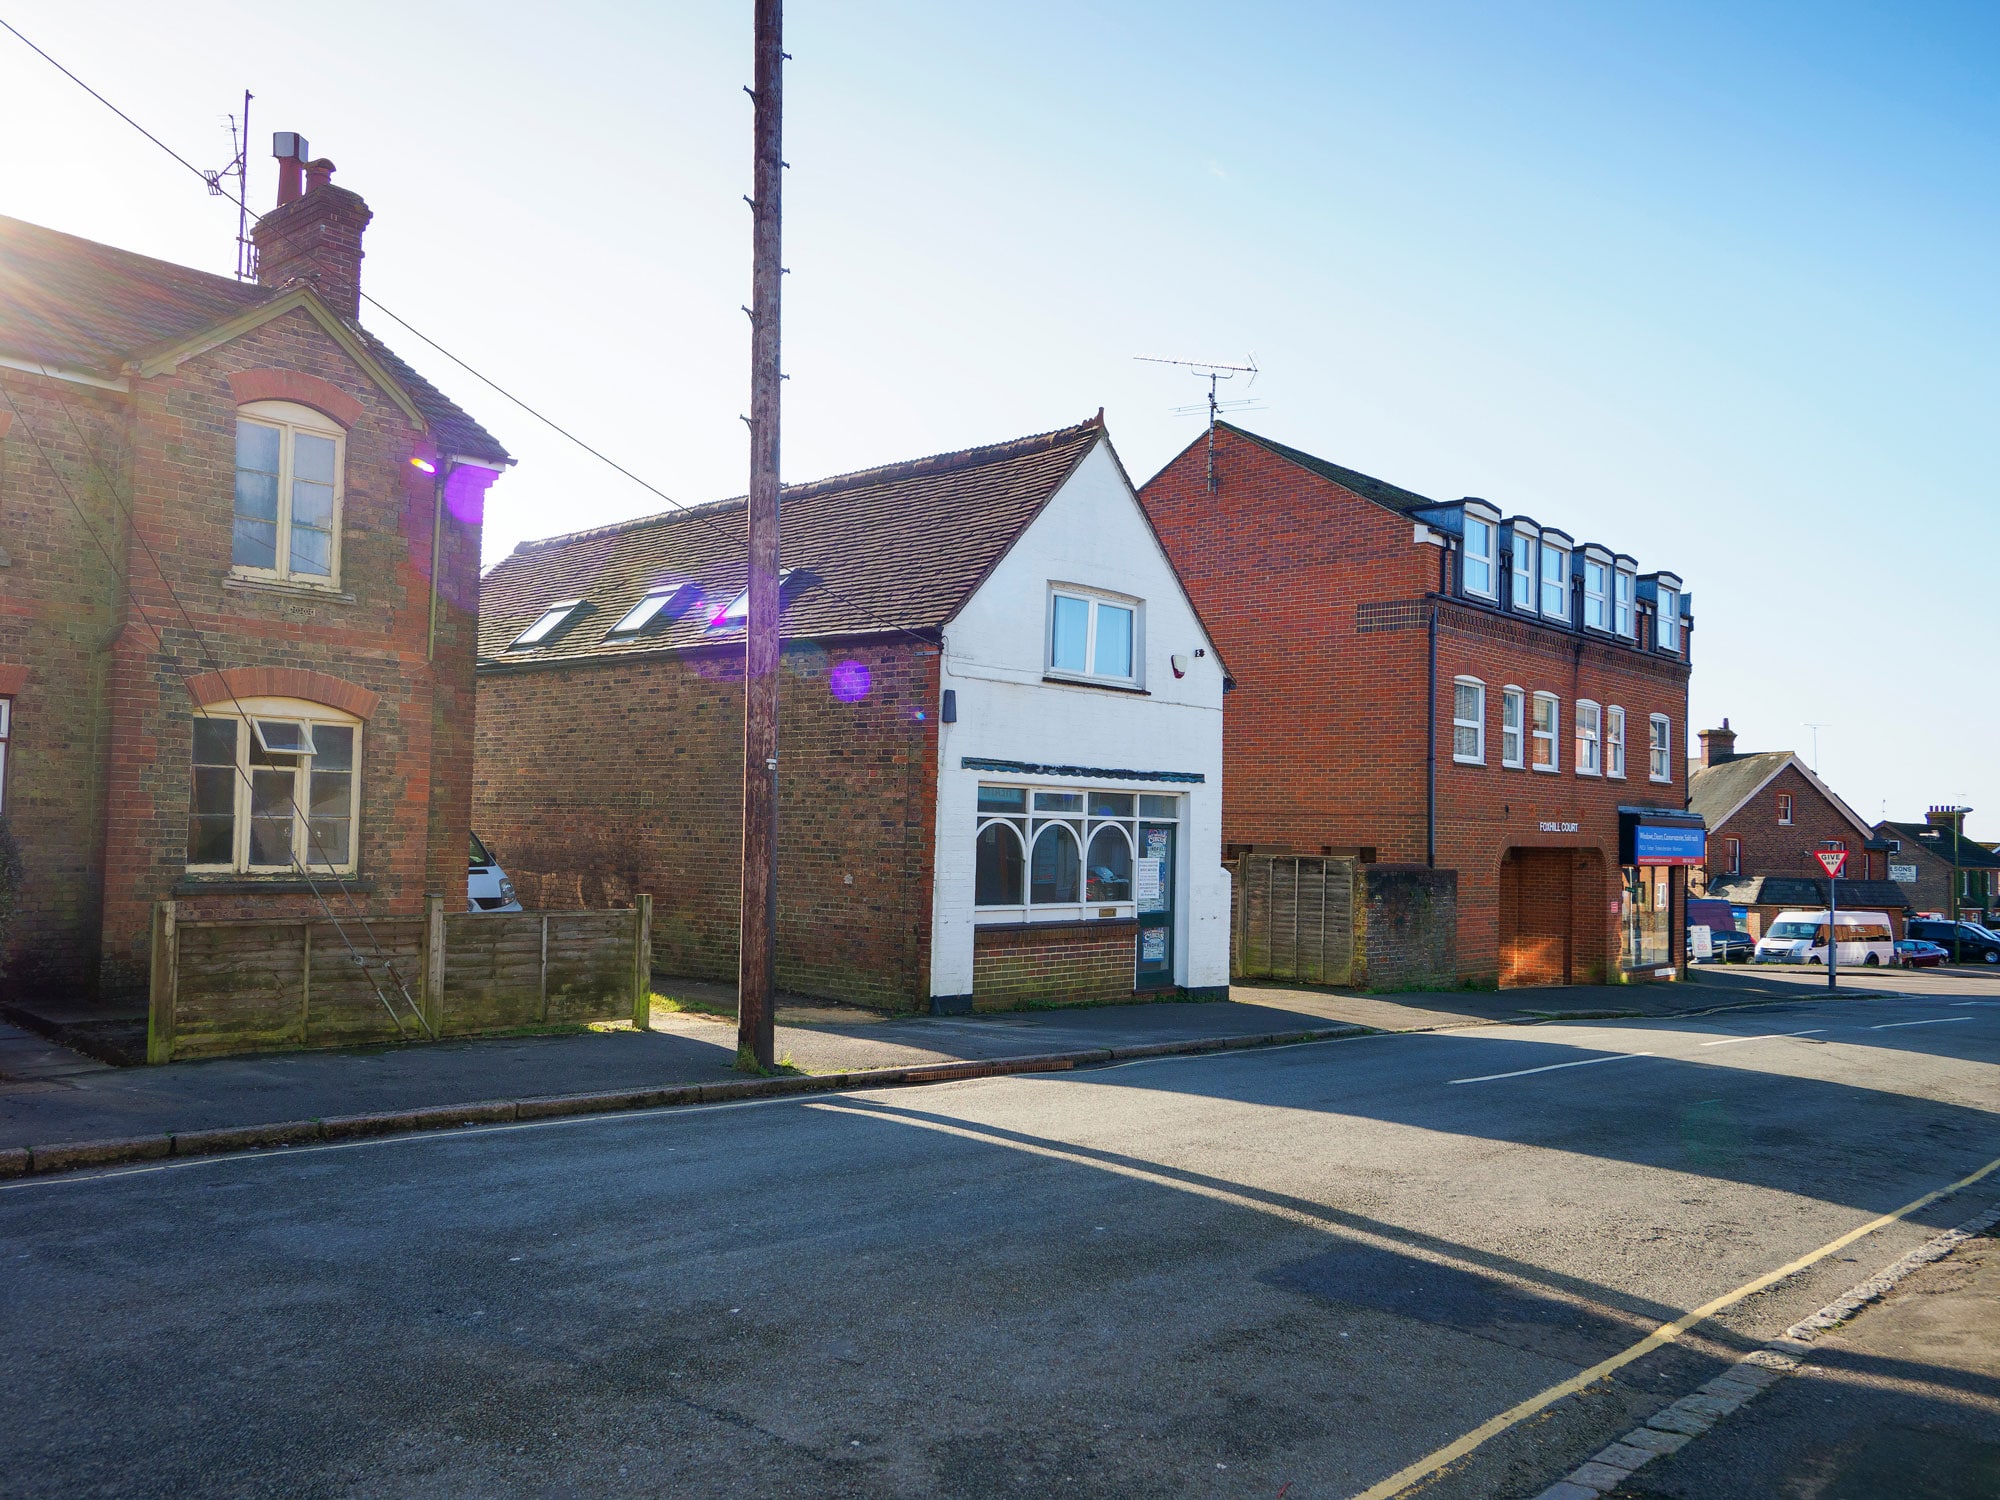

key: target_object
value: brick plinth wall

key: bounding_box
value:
[972,920,1137,1009]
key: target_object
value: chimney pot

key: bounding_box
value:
[305,158,336,194]
[253,143,372,320]
[1698,720,1738,770]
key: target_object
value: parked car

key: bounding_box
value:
[1688,928,1753,963]
[1753,910,1896,967]
[469,832,523,912]
[1893,939,1949,969]
[1903,919,2000,965]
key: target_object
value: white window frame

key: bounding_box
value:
[1576,700,1602,776]
[609,583,700,635]
[231,399,345,590]
[1649,713,1672,783]
[509,599,585,649]
[1777,792,1794,826]
[187,697,362,876]
[1500,686,1525,769]
[1510,531,1537,614]
[972,783,1180,925]
[1531,692,1560,772]
[712,569,804,632]
[0,697,10,813]
[1725,836,1741,875]
[1462,518,1497,600]
[1582,560,1610,631]
[1452,677,1486,765]
[1539,542,1570,621]
[1613,569,1637,638]
[1047,586,1142,687]
[1657,588,1681,652]
[1606,705,1626,779]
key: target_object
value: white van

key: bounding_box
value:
[468,832,523,913]
[1753,910,1894,968]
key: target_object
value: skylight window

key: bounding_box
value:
[608,584,701,635]
[509,600,584,649]
[710,570,802,631]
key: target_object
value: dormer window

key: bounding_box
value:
[1658,586,1681,652]
[232,400,344,588]
[1613,561,1637,638]
[509,600,585,649]
[1049,586,1140,685]
[608,583,702,636]
[1579,548,1612,632]
[1539,535,1571,622]
[1461,511,1498,600]
[1508,523,1537,614]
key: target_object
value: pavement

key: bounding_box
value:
[2,983,1996,1497]
[0,964,1963,1161]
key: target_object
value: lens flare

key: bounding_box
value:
[829,659,872,703]
[409,456,437,474]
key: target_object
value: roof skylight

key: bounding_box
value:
[709,570,803,631]
[509,600,585,649]
[608,583,702,636]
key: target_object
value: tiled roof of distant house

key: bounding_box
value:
[1878,821,2000,870]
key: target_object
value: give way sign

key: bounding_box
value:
[1816,849,1849,879]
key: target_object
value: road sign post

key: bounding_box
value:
[1816,847,1848,991]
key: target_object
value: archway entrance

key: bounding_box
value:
[1498,847,1608,986]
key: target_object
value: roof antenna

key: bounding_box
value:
[1803,721,1828,774]
[1135,353,1259,496]
[203,90,255,280]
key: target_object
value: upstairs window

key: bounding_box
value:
[233,400,343,587]
[711,569,806,631]
[188,700,360,875]
[1657,588,1681,652]
[1500,687,1525,768]
[1649,713,1673,782]
[1582,560,1610,631]
[1576,700,1602,776]
[1452,678,1485,764]
[1532,692,1559,771]
[1462,519,1497,600]
[0,697,10,812]
[609,583,702,636]
[1539,542,1570,621]
[1049,587,1139,685]
[1511,536,1536,613]
[1725,836,1741,874]
[1606,705,1626,778]
[509,600,585,649]
[1777,792,1794,825]
[1614,570,1636,638]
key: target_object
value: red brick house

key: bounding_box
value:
[474,418,1232,1012]
[0,148,509,1004]
[1138,422,1698,986]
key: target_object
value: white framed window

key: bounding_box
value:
[1540,542,1570,621]
[0,697,10,813]
[974,784,1179,922]
[187,697,361,875]
[1614,569,1636,638]
[1452,677,1486,764]
[1725,836,1741,875]
[232,400,344,587]
[711,569,805,631]
[1582,560,1610,631]
[1511,533,1536,613]
[1649,713,1672,782]
[1576,700,1602,776]
[1606,705,1626,778]
[609,583,701,635]
[1048,587,1140,685]
[1532,692,1559,771]
[1777,792,1794,825]
[1657,588,1681,652]
[1462,518,1497,600]
[509,599,585,649]
[1501,686,1525,768]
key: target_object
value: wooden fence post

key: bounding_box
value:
[632,894,654,1029]
[424,894,446,1036]
[146,900,177,1065]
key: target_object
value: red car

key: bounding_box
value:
[1894,939,1949,969]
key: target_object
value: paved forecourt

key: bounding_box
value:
[2,989,1996,1499]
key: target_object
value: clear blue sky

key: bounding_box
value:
[5,2,1995,836]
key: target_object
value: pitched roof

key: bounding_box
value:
[1215,422,1440,515]
[1878,821,2000,870]
[478,418,1108,664]
[1688,749,1876,841]
[1705,876,1912,910]
[0,214,509,464]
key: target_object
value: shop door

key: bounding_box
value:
[1135,821,1176,989]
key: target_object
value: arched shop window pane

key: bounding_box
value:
[975,822,1024,906]
[1030,823,1081,904]
[1086,825,1133,901]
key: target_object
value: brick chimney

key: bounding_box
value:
[1926,805,1969,830]
[253,137,372,321]
[1698,718,1737,770]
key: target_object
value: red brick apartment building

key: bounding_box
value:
[0,143,508,1002]
[1139,423,1699,986]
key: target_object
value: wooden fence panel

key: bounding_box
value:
[299,918,427,1047]
[1231,856,1356,986]
[440,912,550,1034]
[170,920,310,1059]
[544,911,640,1023]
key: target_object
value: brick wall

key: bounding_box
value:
[1360,865,1458,990]
[1139,425,1692,987]
[972,920,1137,1008]
[1,306,491,1000]
[473,638,939,1010]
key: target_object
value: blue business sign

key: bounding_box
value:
[1631,822,1707,866]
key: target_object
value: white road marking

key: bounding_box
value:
[1447,1052,1655,1086]
[1870,1017,1977,1030]
[1700,1030,1826,1048]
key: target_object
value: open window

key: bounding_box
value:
[187,698,360,875]
[608,583,703,636]
[709,569,811,631]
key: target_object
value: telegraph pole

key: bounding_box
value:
[738,0,783,1070]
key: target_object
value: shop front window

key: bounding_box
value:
[974,783,1178,923]
[1620,866,1672,969]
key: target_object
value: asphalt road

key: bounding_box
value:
[4,984,1998,1499]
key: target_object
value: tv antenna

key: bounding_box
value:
[1803,721,1828,773]
[204,90,254,280]
[1136,353,1259,495]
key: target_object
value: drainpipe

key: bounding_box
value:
[427,461,450,662]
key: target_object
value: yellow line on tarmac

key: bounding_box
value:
[1347,1150,2000,1500]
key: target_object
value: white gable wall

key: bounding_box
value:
[930,436,1230,1001]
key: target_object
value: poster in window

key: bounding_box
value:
[1135,858,1162,904]
[1140,927,1167,964]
